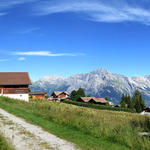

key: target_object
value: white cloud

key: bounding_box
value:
[33,0,150,25]
[0,12,7,16]
[14,51,84,57]
[18,57,26,61]
[2,0,150,25]
[18,27,40,34]
[0,0,37,9]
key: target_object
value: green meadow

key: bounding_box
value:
[0,97,150,150]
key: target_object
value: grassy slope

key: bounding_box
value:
[0,97,149,150]
[0,134,14,150]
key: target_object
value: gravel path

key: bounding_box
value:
[0,108,79,150]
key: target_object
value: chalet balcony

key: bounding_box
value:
[0,88,29,94]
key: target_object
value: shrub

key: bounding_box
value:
[63,100,136,113]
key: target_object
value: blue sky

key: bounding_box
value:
[1,0,150,81]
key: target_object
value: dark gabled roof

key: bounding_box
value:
[80,97,108,103]
[93,98,108,103]
[79,97,95,102]
[0,72,32,85]
[52,91,69,96]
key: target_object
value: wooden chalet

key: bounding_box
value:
[0,72,31,101]
[29,92,47,99]
[50,91,69,101]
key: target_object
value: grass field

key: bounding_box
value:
[0,97,150,150]
[0,134,13,150]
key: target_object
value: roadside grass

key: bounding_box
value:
[0,97,150,150]
[0,134,14,150]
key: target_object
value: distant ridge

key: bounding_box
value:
[30,68,150,105]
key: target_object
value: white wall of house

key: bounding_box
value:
[0,94,29,102]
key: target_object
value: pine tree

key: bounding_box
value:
[70,90,77,101]
[121,100,126,108]
[139,94,145,111]
[127,95,132,108]
[132,90,140,108]
[132,90,145,113]
[105,96,109,101]
[77,88,85,97]
[120,94,126,107]
[70,88,86,101]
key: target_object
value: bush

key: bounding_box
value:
[63,100,136,113]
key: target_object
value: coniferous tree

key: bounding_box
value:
[132,90,145,113]
[120,94,125,103]
[132,90,140,108]
[139,94,146,111]
[127,95,133,108]
[120,94,126,107]
[120,90,145,112]
[105,96,109,101]
[77,88,85,97]
[70,88,86,101]
[70,90,77,101]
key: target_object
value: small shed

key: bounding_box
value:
[144,107,150,112]
[30,92,47,99]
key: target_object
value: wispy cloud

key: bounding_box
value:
[0,12,7,16]
[18,57,26,61]
[0,0,37,9]
[13,51,85,57]
[33,0,150,25]
[2,0,150,25]
[18,27,40,34]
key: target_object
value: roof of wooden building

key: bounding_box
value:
[79,97,95,102]
[0,72,32,85]
[52,91,69,96]
[80,97,108,103]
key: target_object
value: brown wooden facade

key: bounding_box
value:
[30,92,47,99]
[0,87,29,94]
[51,92,68,99]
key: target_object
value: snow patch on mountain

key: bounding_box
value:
[30,68,150,105]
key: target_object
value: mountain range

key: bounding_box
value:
[30,68,150,105]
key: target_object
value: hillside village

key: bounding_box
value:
[0,72,150,150]
[0,72,148,114]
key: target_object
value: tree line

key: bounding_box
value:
[70,88,146,113]
[70,88,86,101]
[120,90,145,113]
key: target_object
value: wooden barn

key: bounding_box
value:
[0,72,31,101]
[78,97,108,105]
[78,97,94,103]
[89,98,108,105]
[29,92,47,99]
